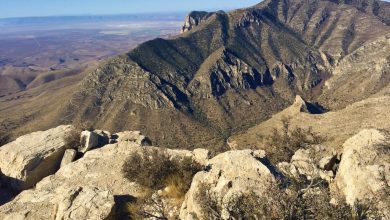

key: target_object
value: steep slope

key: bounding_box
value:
[229,95,390,152]
[320,33,390,108]
[61,0,390,149]
[254,0,390,58]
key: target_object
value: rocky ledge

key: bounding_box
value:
[0,126,389,219]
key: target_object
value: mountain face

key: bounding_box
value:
[64,0,390,150]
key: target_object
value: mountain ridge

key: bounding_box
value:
[1,0,389,150]
[57,0,390,149]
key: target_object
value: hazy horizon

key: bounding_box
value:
[0,0,261,19]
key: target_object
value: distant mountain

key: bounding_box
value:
[60,0,390,150]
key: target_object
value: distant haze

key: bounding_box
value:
[0,0,261,19]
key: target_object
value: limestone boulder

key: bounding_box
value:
[78,130,112,153]
[79,131,99,153]
[60,149,77,168]
[335,129,390,216]
[180,150,276,220]
[115,131,152,146]
[0,186,115,220]
[0,125,74,191]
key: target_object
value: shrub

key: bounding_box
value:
[194,178,366,220]
[122,148,204,219]
[63,127,81,149]
[122,148,174,189]
[122,148,203,191]
[265,117,325,164]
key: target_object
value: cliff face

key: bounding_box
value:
[59,0,390,149]
[181,11,220,33]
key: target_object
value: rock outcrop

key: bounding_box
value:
[277,145,338,183]
[0,128,210,219]
[335,129,390,216]
[0,125,74,191]
[0,186,115,220]
[181,11,218,33]
[180,150,276,220]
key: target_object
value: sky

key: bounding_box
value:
[0,0,262,19]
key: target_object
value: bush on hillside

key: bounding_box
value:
[265,117,325,164]
[122,148,204,219]
[194,177,384,220]
[122,148,203,191]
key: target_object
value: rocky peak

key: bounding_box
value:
[181,11,222,33]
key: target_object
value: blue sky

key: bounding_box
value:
[0,0,262,19]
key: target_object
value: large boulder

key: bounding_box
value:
[0,186,115,220]
[180,150,276,220]
[335,129,390,216]
[0,125,74,191]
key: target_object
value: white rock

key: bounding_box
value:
[60,149,77,168]
[335,129,390,215]
[0,125,73,190]
[79,131,99,153]
[180,150,276,220]
[192,148,211,165]
[276,145,339,184]
[115,131,152,146]
[0,186,115,220]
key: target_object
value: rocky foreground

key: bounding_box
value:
[0,116,389,219]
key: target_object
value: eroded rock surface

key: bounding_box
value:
[0,125,74,191]
[0,129,210,219]
[335,129,390,215]
[278,145,338,183]
[180,150,275,220]
[0,186,115,220]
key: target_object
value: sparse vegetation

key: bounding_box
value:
[194,176,384,220]
[0,132,9,147]
[265,117,325,164]
[63,127,81,149]
[63,121,94,149]
[122,148,203,191]
[122,148,204,219]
